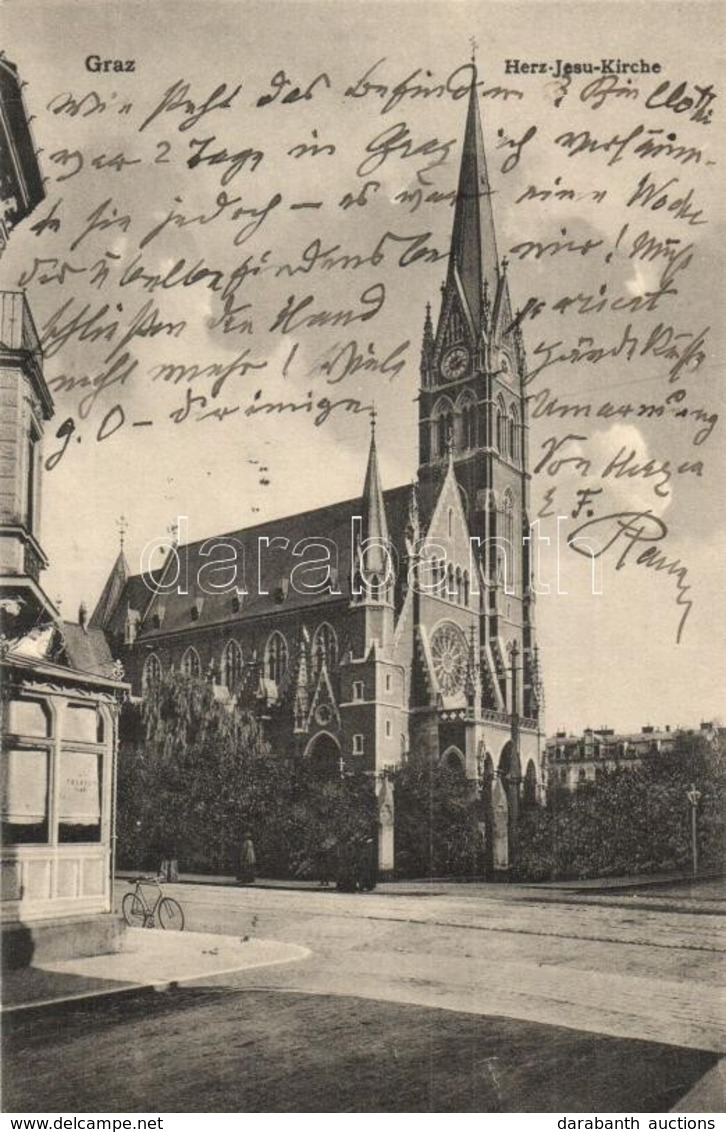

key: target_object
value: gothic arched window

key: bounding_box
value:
[142,653,162,692]
[478,402,488,447]
[265,631,288,684]
[181,647,201,679]
[222,639,243,691]
[446,562,455,600]
[433,398,455,458]
[501,491,515,589]
[507,405,517,462]
[312,622,338,675]
[496,396,507,456]
[510,402,521,465]
[467,403,477,448]
[459,394,477,449]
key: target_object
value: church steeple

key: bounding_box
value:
[415,64,538,730]
[357,413,391,585]
[448,72,500,336]
[90,547,129,631]
[350,414,394,653]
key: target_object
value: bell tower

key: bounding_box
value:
[416,74,540,722]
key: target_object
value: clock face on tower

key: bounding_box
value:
[440,345,470,382]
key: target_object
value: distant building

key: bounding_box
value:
[0,55,45,252]
[1,291,126,946]
[543,723,719,790]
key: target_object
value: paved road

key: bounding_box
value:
[5,882,723,1113]
[138,881,726,1055]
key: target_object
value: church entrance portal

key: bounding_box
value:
[305,731,341,780]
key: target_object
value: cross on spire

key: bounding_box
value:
[469,35,478,65]
[116,514,128,552]
[370,404,377,437]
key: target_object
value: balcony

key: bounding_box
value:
[480,708,540,730]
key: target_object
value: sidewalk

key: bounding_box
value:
[3,928,310,1013]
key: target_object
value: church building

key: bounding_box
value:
[92,78,544,872]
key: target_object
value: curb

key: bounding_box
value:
[3,936,311,1017]
[3,951,311,1017]
[3,980,171,1017]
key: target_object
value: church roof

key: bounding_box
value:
[2,619,124,688]
[59,621,118,679]
[449,75,501,335]
[102,485,412,642]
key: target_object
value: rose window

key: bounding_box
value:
[430,622,469,696]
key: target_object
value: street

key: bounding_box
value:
[4,881,724,1112]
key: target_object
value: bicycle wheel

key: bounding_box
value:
[122,891,146,927]
[157,896,185,931]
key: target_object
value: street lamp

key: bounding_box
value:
[686,784,701,879]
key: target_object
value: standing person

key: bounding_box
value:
[335,837,357,892]
[238,830,256,885]
[317,835,337,887]
[358,836,377,892]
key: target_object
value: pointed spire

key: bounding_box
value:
[358,411,391,579]
[423,302,434,351]
[420,302,435,387]
[295,625,310,690]
[406,479,419,539]
[491,255,513,345]
[448,69,500,335]
[482,278,491,325]
[89,545,129,630]
[293,626,310,732]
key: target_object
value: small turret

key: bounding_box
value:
[89,519,130,631]
[420,302,435,387]
[354,413,393,605]
[350,414,395,653]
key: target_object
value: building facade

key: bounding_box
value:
[92,78,544,871]
[543,723,719,791]
[1,291,126,930]
[0,56,46,254]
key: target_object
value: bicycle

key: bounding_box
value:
[121,875,185,931]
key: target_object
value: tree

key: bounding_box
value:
[115,670,380,878]
[117,671,284,874]
[394,753,481,878]
[516,731,726,881]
